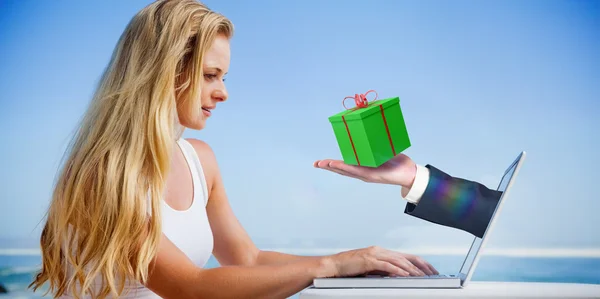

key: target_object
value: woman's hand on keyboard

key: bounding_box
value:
[327,246,437,278]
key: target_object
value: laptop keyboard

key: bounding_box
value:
[377,274,454,279]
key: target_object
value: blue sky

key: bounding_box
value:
[0,0,598,254]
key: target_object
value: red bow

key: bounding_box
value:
[343,90,378,110]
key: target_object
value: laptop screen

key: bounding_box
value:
[457,155,521,276]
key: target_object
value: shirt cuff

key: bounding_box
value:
[401,164,430,204]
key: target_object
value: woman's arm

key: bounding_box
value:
[145,233,432,299]
[145,233,334,299]
[190,138,324,267]
[255,251,323,266]
[188,138,262,266]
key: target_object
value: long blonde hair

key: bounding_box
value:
[29,1,233,297]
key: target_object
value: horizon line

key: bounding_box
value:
[259,247,600,258]
[2,247,600,258]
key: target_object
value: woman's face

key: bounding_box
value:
[178,34,230,130]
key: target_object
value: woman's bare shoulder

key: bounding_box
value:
[184,138,221,189]
[184,138,217,163]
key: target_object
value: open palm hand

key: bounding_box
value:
[313,154,417,188]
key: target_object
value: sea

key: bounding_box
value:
[1,252,599,298]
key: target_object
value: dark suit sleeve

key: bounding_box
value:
[403,165,502,238]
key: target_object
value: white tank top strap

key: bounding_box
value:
[176,138,210,207]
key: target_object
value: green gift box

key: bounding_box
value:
[328,96,411,167]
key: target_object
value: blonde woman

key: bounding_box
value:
[29,0,440,298]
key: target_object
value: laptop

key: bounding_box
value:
[312,151,527,289]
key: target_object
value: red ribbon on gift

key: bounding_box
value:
[341,90,396,166]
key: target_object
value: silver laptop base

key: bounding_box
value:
[313,275,462,289]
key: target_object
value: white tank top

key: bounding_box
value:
[60,138,214,298]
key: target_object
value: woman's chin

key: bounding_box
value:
[180,119,206,131]
[191,122,206,130]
